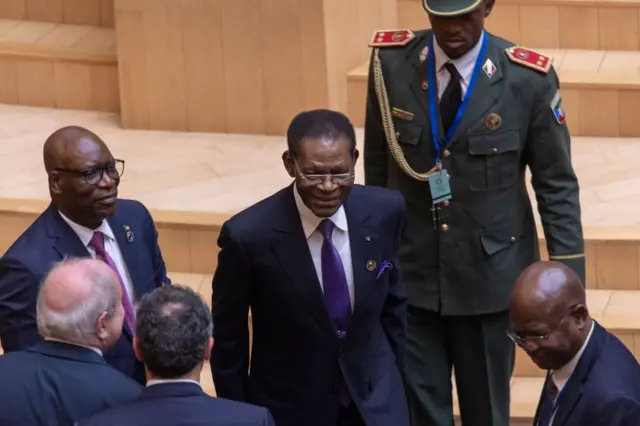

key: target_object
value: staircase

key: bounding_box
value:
[0,0,118,112]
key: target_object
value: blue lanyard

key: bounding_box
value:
[427,31,487,163]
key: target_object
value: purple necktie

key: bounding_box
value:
[318,219,352,407]
[318,219,352,334]
[88,231,136,333]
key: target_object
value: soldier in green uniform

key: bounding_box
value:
[363,0,585,425]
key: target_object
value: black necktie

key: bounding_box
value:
[440,62,462,135]
[537,374,559,426]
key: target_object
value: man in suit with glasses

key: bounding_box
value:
[0,126,170,385]
[211,109,410,426]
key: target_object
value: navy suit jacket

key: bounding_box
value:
[211,184,410,426]
[0,199,170,384]
[533,321,640,426]
[77,382,274,426]
[0,340,142,426]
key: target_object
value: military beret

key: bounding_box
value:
[422,0,483,16]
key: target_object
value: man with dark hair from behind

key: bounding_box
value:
[77,285,274,426]
[211,109,409,426]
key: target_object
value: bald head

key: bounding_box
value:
[509,261,591,370]
[511,261,585,318]
[43,126,106,173]
[37,258,124,349]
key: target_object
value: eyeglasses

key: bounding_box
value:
[294,160,354,186]
[54,159,125,185]
[506,313,569,347]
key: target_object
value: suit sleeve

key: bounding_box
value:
[596,396,640,426]
[142,205,170,286]
[381,191,408,373]
[210,221,251,401]
[364,48,389,187]
[0,258,43,351]
[263,409,276,426]
[524,68,585,284]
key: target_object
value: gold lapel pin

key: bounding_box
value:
[366,260,377,272]
[421,80,428,91]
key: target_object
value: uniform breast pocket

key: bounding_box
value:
[467,130,521,191]
[395,121,422,148]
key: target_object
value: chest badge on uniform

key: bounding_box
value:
[392,107,414,121]
[482,58,497,78]
[485,113,502,131]
[419,46,429,63]
[550,89,566,124]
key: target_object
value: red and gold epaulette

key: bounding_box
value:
[369,29,415,48]
[505,46,551,74]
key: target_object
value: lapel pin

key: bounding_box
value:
[365,236,371,242]
[366,260,377,272]
[482,58,496,79]
[485,113,502,131]
[123,225,134,243]
[419,46,429,63]
[421,80,428,91]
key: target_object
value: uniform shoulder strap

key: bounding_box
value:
[504,46,552,74]
[369,29,416,48]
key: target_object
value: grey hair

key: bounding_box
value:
[36,258,119,344]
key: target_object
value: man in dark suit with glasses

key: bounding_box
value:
[0,125,170,385]
[211,109,410,426]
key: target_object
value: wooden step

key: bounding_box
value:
[0,19,118,112]
[0,0,113,27]
[398,0,640,51]
[347,48,640,137]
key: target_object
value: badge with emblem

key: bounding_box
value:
[485,113,502,131]
[550,89,566,124]
[369,29,415,47]
[482,58,496,78]
[123,225,134,243]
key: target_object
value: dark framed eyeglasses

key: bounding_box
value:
[293,159,354,186]
[54,159,125,185]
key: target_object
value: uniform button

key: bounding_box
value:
[441,224,449,232]
[395,131,400,137]
[443,149,451,157]
[442,200,450,207]
[492,147,498,153]
[510,236,516,242]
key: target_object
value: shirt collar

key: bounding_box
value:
[433,31,485,84]
[58,210,115,247]
[292,184,348,239]
[551,320,595,391]
[44,337,103,356]
[146,378,202,388]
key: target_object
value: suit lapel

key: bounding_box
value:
[447,32,504,147]
[270,187,336,339]
[344,192,379,336]
[45,205,91,260]
[552,322,603,426]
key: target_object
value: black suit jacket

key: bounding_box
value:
[533,322,640,426]
[77,382,274,426]
[211,184,410,426]
[0,199,170,384]
[0,341,142,426]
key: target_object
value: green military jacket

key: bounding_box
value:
[364,29,585,315]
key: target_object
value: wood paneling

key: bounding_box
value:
[0,20,118,112]
[398,0,640,51]
[0,0,114,27]
[114,0,396,135]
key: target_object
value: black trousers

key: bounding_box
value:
[337,402,365,426]
[404,307,515,426]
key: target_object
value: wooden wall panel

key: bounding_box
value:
[0,0,114,27]
[115,0,396,136]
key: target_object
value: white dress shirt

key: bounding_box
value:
[293,185,355,309]
[146,378,201,388]
[44,337,103,356]
[433,31,486,100]
[58,211,137,308]
[542,320,596,426]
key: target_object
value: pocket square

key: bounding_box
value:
[376,260,393,279]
